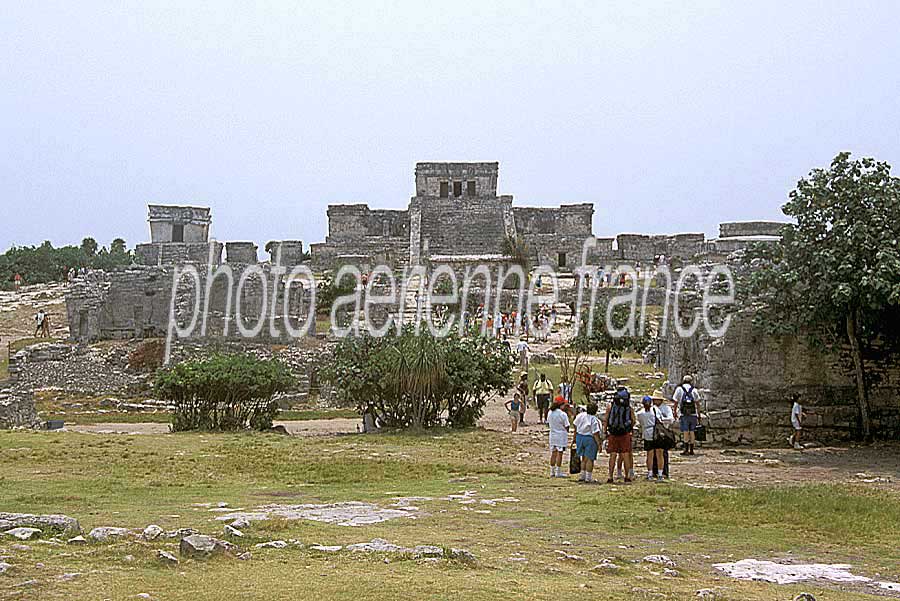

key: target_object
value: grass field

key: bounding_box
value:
[1,429,898,600]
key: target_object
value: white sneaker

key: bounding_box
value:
[793,442,802,450]
[646,473,653,481]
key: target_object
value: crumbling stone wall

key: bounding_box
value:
[225,242,258,264]
[0,388,38,429]
[135,241,224,266]
[66,265,315,344]
[658,310,900,443]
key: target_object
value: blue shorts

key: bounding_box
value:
[680,414,699,432]
[575,433,599,461]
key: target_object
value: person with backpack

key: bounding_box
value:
[532,373,554,424]
[674,375,702,455]
[603,387,636,484]
[652,395,675,479]
[637,396,665,482]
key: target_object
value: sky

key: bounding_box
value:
[2,1,899,252]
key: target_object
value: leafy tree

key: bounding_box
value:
[741,152,900,441]
[110,238,127,254]
[572,297,650,372]
[743,152,900,440]
[155,353,294,431]
[80,237,98,257]
[321,328,513,429]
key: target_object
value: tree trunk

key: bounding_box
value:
[605,349,610,373]
[846,310,872,442]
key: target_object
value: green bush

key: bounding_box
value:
[155,353,294,432]
[320,328,513,429]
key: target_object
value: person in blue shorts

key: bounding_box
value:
[573,402,602,483]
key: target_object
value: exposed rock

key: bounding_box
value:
[413,545,443,558]
[142,525,164,541]
[4,528,41,541]
[237,552,252,561]
[9,544,31,551]
[88,527,131,543]
[67,536,87,545]
[223,525,244,538]
[215,502,417,527]
[555,550,585,562]
[0,562,11,575]
[695,591,717,600]
[643,554,676,567]
[157,550,179,566]
[0,513,80,535]
[309,545,342,553]
[229,518,250,530]
[253,541,287,549]
[590,559,620,572]
[346,539,410,554]
[713,559,870,585]
[448,548,476,563]
[663,568,680,577]
[166,528,198,539]
[179,534,236,559]
[59,572,80,581]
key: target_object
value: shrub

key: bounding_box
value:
[155,353,294,432]
[320,328,513,429]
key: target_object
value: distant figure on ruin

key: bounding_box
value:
[14,273,22,292]
[789,392,807,450]
[34,310,45,337]
[41,314,51,338]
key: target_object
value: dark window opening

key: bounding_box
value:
[467,180,477,196]
[439,182,449,198]
[453,181,462,197]
[172,224,184,242]
[557,252,567,268]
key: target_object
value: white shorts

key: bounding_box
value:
[549,445,567,452]
[791,418,801,430]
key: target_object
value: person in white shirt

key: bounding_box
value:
[573,402,602,483]
[673,375,702,455]
[789,392,807,449]
[515,339,529,370]
[547,398,570,478]
[652,396,675,479]
[637,396,665,482]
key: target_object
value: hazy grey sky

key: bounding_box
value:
[2,1,899,251]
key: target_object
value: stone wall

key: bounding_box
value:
[658,310,900,443]
[0,388,38,429]
[414,162,498,198]
[719,221,787,238]
[66,265,315,344]
[418,196,515,256]
[225,242,258,264]
[135,242,224,266]
[148,205,212,243]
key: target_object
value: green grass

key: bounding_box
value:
[0,429,897,600]
[40,408,357,425]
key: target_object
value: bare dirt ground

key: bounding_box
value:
[0,283,70,371]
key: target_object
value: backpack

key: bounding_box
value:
[679,385,697,416]
[608,399,633,436]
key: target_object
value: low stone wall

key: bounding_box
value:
[0,388,39,429]
[658,310,900,443]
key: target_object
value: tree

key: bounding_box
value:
[155,353,294,431]
[80,237,98,257]
[110,238,127,254]
[320,328,513,429]
[572,297,650,373]
[742,152,900,441]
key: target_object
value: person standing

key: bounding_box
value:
[516,338,530,370]
[637,396,665,482]
[14,273,22,292]
[604,387,636,484]
[547,398,570,478]
[652,395,675,479]
[789,393,806,450]
[574,402,602,483]
[505,393,523,433]
[674,375,702,456]
[34,309,45,337]
[532,373,554,424]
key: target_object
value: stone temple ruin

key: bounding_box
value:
[4,161,898,441]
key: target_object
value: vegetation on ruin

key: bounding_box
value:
[321,328,514,429]
[0,237,133,289]
[571,298,652,372]
[741,152,900,441]
[154,353,294,432]
[0,430,898,600]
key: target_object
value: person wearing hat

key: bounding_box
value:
[547,396,570,478]
[673,375,702,455]
[652,394,675,479]
[604,387,636,484]
[637,396,665,482]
